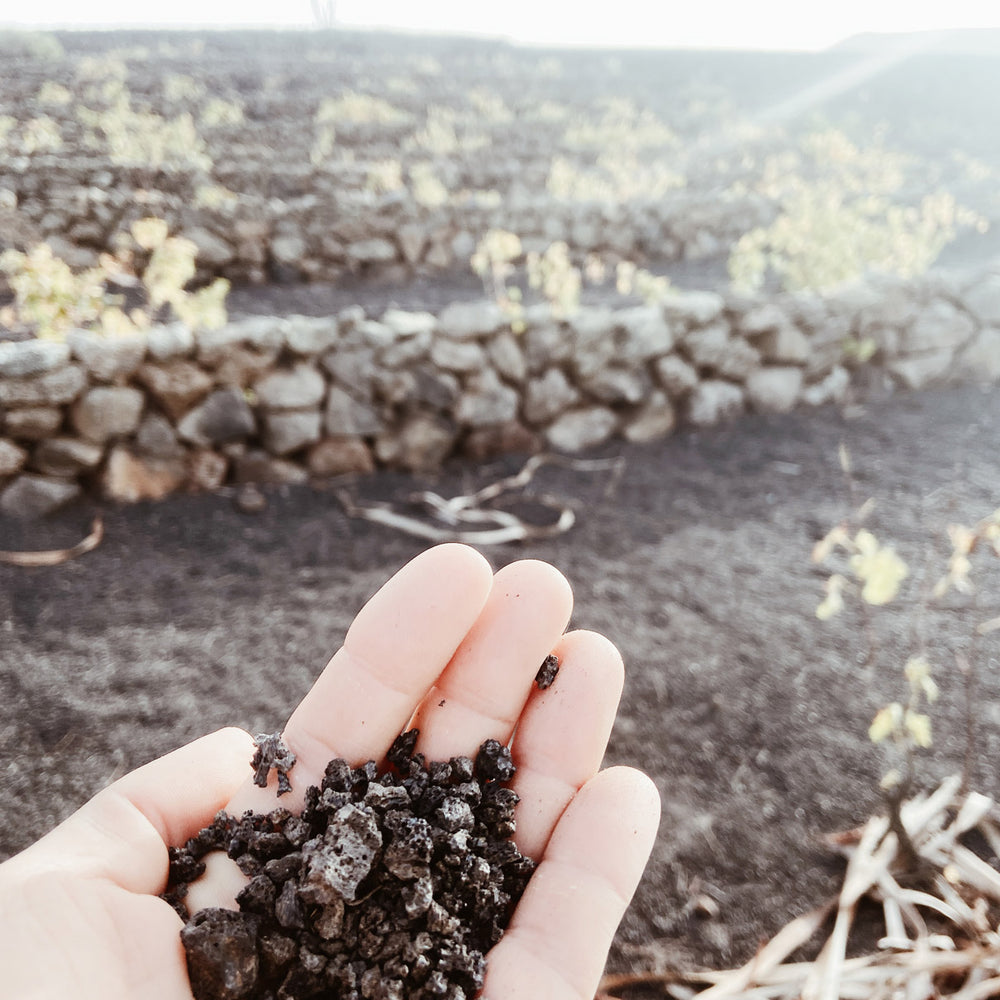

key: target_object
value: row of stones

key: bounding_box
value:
[0,157,766,287]
[2,268,999,517]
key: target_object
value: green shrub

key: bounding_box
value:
[0,218,229,340]
[729,129,985,292]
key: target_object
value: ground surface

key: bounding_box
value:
[2,380,999,977]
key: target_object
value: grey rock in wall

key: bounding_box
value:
[0,365,87,407]
[545,407,618,452]
[0,473,80,518]
[71,386,145,443]
[688,380,745,426]
[177,388,256,446]
[0,340,70,378]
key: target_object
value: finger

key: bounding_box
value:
[411,559,573,762]
[225,543,494,814]
[509,629,624,859]
[484,766,661,1000]
[5,727,255,895]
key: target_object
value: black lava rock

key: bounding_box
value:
[535,653,560,690]
[165,731,535,1000]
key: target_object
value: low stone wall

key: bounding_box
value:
[0,154,768,285]
[2,268,999,518]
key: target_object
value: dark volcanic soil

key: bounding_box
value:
[2,383,1000,978]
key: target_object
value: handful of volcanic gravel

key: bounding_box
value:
[162,729,535,1000]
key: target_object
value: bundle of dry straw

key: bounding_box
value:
[603,776,1000,1000]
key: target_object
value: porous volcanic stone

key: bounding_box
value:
[463,421,540,461]
[262,410,322,455]
[654,354,699,398]
[164,732,536,1000]
[545,406,618,452]
[0,364,86,407]
[0,473,80,518]
[687,379,745,425]
[745,366,804,413]
[375,414,455,471]
[31,437,104,476]
[0,339,70,377]
[66,330,147,382]
[177,389,256,447]
[524,368,579,424]
[0,438,28,476]
[307,436,375,477]
[324,385,382,437]
[136,361,214,420]
[134,412,184,459]
[455,369,519,427]
[380,309,436,338]
[618,305,675,361]
[101,445,185,502]
[437,301,505,340]
[285,317,340,356]
[254,366,326,411]
[624,391,677,443]
[2,406,63,441]
[71,386,145,443]
[147,322,195,362]
[662,289,724,326]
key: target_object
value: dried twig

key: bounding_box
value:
[0,515,104,566]
[336,453,623,544]
[606,778,1000,1000]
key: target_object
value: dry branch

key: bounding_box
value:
[336,453,624,544]
[602,777,1000,1000]
[0,516,104,566]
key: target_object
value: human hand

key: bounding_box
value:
[0,544,660,999]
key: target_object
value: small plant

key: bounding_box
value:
[615,261,671,304]
[76,62,211,173]
[409,162,448,208]
[316,92,407,126]
[18,115,63,155]
[163,73,205,104]
[199,98,244,129]
[470,229,525,333]
[0,218,229,340]
[812,445,1000,863]
[36,81,71,106]
[729,128,986,293]
[194,184,239,211]
[526,242,581,319]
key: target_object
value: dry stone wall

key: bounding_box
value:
[2,267,999,518]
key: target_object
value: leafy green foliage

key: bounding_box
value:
[615,261,672,304]
[0,218,229,340]
[471,230,525,333]
[526,242,581,319]
[76,67,211,172]
[0,244,107,340]
[813,447,1000,795]
[729,129,985,292]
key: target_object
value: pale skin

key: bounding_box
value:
[0,544,661,999]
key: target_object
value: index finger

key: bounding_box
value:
[225,543,494,814]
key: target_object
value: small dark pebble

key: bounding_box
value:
[166,729,536,1000]
[250,732,297,797]
[535,653,560,689]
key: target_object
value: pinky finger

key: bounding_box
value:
[484,766,661,1000]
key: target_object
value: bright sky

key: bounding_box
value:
[3,0,1000,51]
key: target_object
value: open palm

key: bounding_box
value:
[0,545,660,999]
